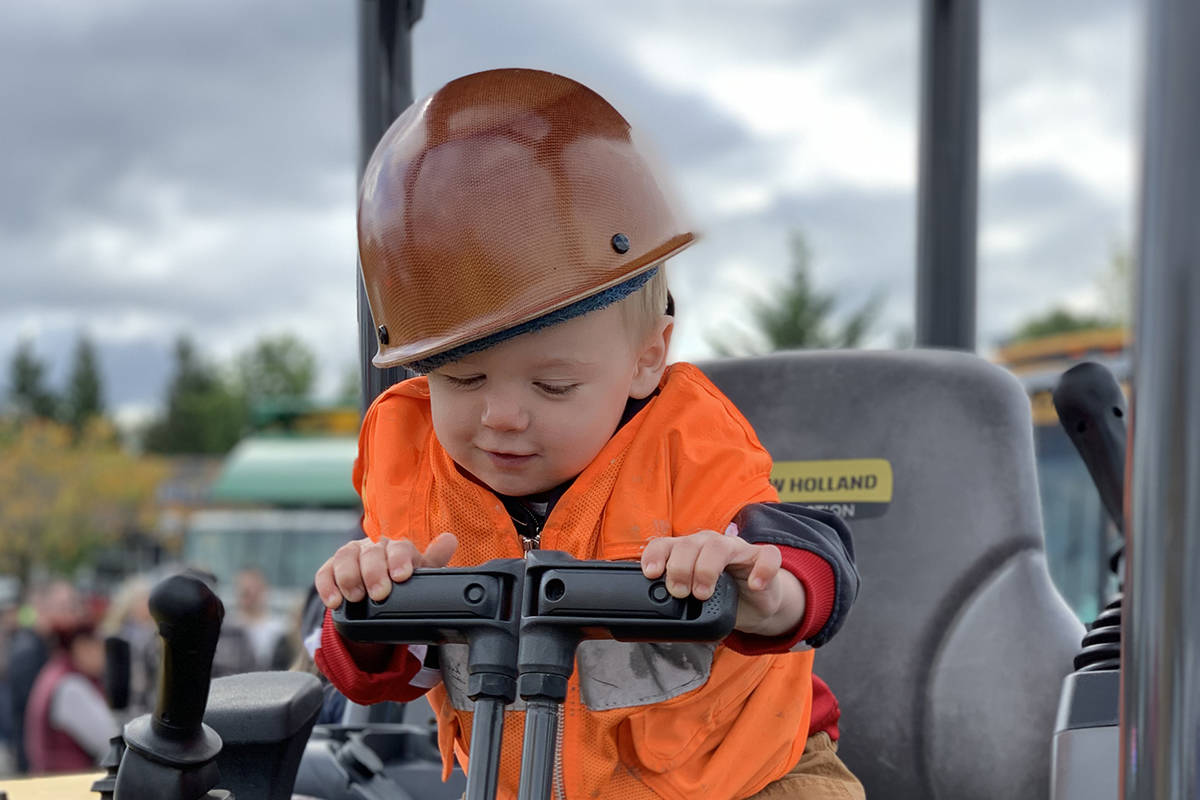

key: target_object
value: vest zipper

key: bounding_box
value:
[517,510,542,556]
[520,532,541,555]
[553,706,565,800]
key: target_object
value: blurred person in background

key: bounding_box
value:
[24,622,118,774]
[99,575,157,719]
[232,566,288,671]
[5,580,83,774]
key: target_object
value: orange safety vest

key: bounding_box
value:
[355,362,814,800]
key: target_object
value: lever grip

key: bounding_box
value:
[149,573,225,740]
[333,558,526,702]
[524,555,738,642]
[516,552,739,705]
[1053,361,1128,536]
[331,559,524,645]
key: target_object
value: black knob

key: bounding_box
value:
[116,574,224,799]
[1053,361,1128,536]
[150,573,225,740]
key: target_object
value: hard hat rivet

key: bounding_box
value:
[611,233,630,254]
[377,325,390,345]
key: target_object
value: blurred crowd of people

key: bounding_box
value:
[0,565,305,777]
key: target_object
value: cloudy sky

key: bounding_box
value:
[0,1,1140,422]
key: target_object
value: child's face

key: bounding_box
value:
[428,304,669,496]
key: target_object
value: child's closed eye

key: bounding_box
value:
[441,374,485,389]
[534,382,578,396]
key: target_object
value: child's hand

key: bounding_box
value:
[640,531,805,637]
[315,532,459,609]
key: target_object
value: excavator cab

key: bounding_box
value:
[6,0,1199,796]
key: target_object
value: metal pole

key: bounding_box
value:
[915,0,979,350]
[356,0,424,411]
[466,698,506,800]
[517,700,560,800]
[1122,0,1200,795]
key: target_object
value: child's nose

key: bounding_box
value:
[481,392,529,432]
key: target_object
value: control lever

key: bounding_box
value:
[332,552,737,800]
[1053,361,1128,536]
[1049,365,1130,798]
[333,558,525,800]
[115,573,230,800]
[515,551,737,800]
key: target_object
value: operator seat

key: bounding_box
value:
[701,349,1083,800]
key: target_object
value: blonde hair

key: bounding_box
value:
[619,264,670,342]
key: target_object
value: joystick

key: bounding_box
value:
[114,572,230,800]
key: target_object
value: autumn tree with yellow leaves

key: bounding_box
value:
[0,418,165,582]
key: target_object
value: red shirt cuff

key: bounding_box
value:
[724,547,836,655]
[313,609,428,705]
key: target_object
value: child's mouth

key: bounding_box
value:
[484,450,536,468]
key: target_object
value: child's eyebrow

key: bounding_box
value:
[531,357,596,370]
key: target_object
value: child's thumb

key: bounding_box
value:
[421,532,459,567]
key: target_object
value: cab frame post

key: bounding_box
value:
[915,0,979,351]
[356,0,424,411]
[1122,0,1200,795]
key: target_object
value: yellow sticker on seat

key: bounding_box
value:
[769,458,893,519]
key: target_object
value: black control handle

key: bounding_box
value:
[332,552,739,800]
[514,552,738,800]
[332,558,528,800]
[523,551,738,642]
[1053,361,1128,536]
[334,568,513,643]
[516,551,738,704]
[333,558,526,701]
[149,572,225,740]
[116,573,224,798]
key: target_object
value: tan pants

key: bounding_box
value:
[460,732,865,799]
[746,733,866,799]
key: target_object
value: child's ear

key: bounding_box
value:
[630,315,674,399]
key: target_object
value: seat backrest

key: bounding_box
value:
[701,349,1082,800]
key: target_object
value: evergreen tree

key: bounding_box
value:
[1010,308,1117,343]
[7,339,58,420]
[64,334,104,433]
[236,332,317,403]
[143,337,246,454]
[707,231,878,356]
[1004,244,1129,345]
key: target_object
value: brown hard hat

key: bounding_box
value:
[358,68,695,369]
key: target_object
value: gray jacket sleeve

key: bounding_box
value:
[733,503,860,647]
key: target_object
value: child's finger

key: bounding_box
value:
[692,538,739,600]
[744,543,782,592]
[640,537,673,578]
[314,558,341,609]
[382,539,421,584]
[360,540,397,601]
[419,532,459,568]
[330,543,370,604]
[663,538,705,599]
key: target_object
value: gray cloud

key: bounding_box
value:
[0,0,1138,415]
[1,2,354,235]
[979,167,1127,343]
[411,0,758,170]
